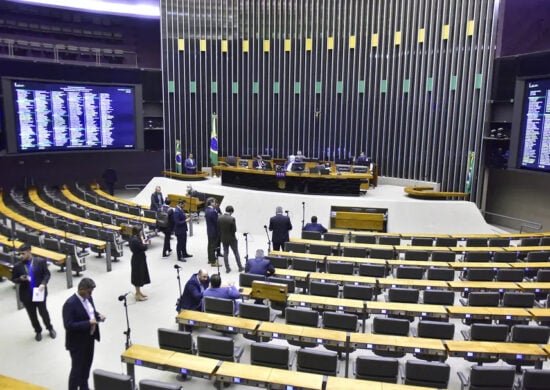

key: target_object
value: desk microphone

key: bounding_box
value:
[174,264,182,269]
[118,292,129,301]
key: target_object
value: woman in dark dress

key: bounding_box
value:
[129,226,151,301]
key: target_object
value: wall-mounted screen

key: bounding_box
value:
[518,78,550,172]
[2,78,143,153]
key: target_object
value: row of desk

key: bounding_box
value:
[328,229,550,241]
[122,344,430,390]
[175,310,550,371]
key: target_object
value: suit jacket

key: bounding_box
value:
[303,222,328,234]
[173,206,188,235]
[218,213,237,244]
[205,206,220,238]
[62,293,100,351]
[179,273,210,311]
[269,214,292,244]
[253,159,266,169]
[245,257,275,276]
[12,257,50,304]
[184,158,196,173]
[203,286,241,313]
[150,192,164,211]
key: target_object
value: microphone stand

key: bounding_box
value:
[174,265,183,298]
[120,296,132,350]
[243,233,249,262]
[263,225,271,252]
[301,202,306,229]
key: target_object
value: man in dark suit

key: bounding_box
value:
[252,154,266,169]
[205,197,221,265]
[303,216,328,234]
[62,277,105,390]
[150,185,164,211]
[178,269,210,312]
[269,206,292,251]
[184,153,197,174]
[11,243,56,341]
[245,249,275,277]
[217,205,244,273]
[174,199,192,261]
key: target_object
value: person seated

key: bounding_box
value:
[202,273,241,313]
[184,153,197,174]
[303,216,328,234]
[245,249,275,277]
[177,269,210,312]
[295,150,304,162]
[355,152,369,165]
[285,155,296,172]
[253,155,266,170]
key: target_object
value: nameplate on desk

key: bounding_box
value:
[300,302,306,306]
[354,282,359,285]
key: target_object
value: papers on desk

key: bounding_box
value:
[32,287,45,302]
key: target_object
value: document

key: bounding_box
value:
[32,287,45,302]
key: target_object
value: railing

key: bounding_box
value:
[484,210,543,233]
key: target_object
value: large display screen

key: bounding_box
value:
[519,78,550,171]
[3,78,142,153]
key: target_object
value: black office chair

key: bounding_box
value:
[461,291,500,307]
[238,272,265,288]
[309,281,339,298]
[267,276,295,315]
[521,238,541,247]
[404,250,429,261]
[540,237,550,246]
[496,269,525,282]
[464,251,492,262]
[493,251,518,262]
[322,311,358,356]
[411,237,433,246]
[387,287,420,303]
[431,251,456,262]
[285,307,319,348]
[435,237,458,247]
[308,243,333,256]
[354,355,399,383]
[343,284,374,301]
[284,242,307,253]
[93,369,133,390]
[524,251,550,262]
[463,268,495,281]
[502,292,535,307]
[488,238,510,247]
[296,348,339,376]
[372,317,409,358]
[268,256,289,269]
[518,368,550,390]
[250,342,291,369]
[342,247,367,258]
[301,231,322,240]
[414,321,454,361]
[378,236,400,245]
[461,323,509,365]
[457,366,516,390]
[403,359,450,389]
[358,263,387,277]
[139,380,182,390]
[427,267,455,281]
[324,233,345,242]
[465,238,488,247]
[204,296,235,316]
[239,302,272,341]
[504,325,550,372]
[395,266,425,280]
[327,261,354,275]
[355,235,376,244]
[197,334,244,362]
[292,258,317,272]
[157,328,195,354]
[423,290,455,305]
[369,248,395,259]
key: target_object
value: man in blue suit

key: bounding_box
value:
[184,153,197,174]
[203,273,241,313]
[245,249,275,277]
[205,198,221,265]
[302,216,328,234]
[174,199,192,261]
[269,206,292,251]
[178,269,210,312]
[62,277,105,390]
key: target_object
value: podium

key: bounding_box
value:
[250,281,288,302]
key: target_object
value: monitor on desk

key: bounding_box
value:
[352,166,368,173]
[291,162,306,172]
[336,164,351,173]
[238,159,249,168]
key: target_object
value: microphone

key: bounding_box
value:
[263,225,267,229]
[285,210,289,214]
[174,264,182,269]
[118,293,129,301]
[243,232,249,236]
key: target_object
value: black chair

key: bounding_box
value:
[267,276,295,315]
[403,250,429,261]
[504,325,550,372]
[395,266,424,280]
[117,204,129,214]
[369,248,395,259]
[435,237,458,247]
[358,263,387,277]
[309,281,339,298]
[308,243,333,256]
[493,251,518,262]
[462,292,500,307]
[496,269,524,282]
[411,237,433,246]
[423,290,455,305]
[301,231,322,240]
[354,355,399,383]
[158,328,194,354]
[524,251,550,262]
[518,369,550,390]
[239,302,273,341]
[488,238,510,247]
[93,369,133,390]
[427,267,455,281]
[465,238,488,247]
[296,348,339,376]
[464,268,495,281]
[324,233,345,242]
[139,380,182,390]
[502,292,535,307]
[342,247,367,258]
[83,226,100,240]
[461,323,509,365]
[327,261,354,275]
[225,156,237,166]
[250,342,291,369]
[379,236,400,245]
[415,321,454,361]
[285,307,319,347]
[540,237,550,246]
[196,334,244,362]
[204,296,234,316]
[521,238,541,246]
[43,237,60,252]
[431,251,456,262]
[355,235,376,244]
[464,251,492,262]
[343,284,373,301]
[239,272,265,288]
[457,365,516,390]
[403,359,450,389]
[388,287,419,303]
[292,258,317,272]
[372,317,409,347]
[268,256,289,269]
[322,311,358,356]
[67,222,82,235]
[284,242,307,253]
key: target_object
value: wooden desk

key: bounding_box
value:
[367,301,448,320]
[528,308,550,322]
[121,344,175,375]
[445,340,547,361]
[310,272,378,286]
[447,306,531,321]
[388,259,447,268]
[166,194,205,213]
[325,377,433,390]
[290,237,393,251]
[448,246,507,253]
[510,262,550,270]
[162,170,209,181]
[404,186,469,199]
[377,278,448,290]
[448,281,521,292]
[215,362,272,387]
[90,183,149,209]
[267,368,324,390]
[350,333,446,357]
[257,321,305,342]
[394,245,440,253]
[164,351,220,379]
[287,293,364,313]
[448,261,512,270]
[0,235,66,265]
[0,374,48,390]
[518,282,550,292]
[176,310,259,334]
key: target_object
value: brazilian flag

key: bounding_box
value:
[464,151,475,193]
[175,140,182,173]
[210,113,218,166]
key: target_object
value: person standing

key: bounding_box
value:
[203,273,241,313]
[62,277,105,390]
[302,216,328,234]
[129,226,151,301]
[217,205,244,273]
[205,197,222,266]
[160,198,175,258]
[150,185,164,212]
[269,206,292,251]
[101,168,117,195]
[174,199,192,261]
[177,269,210,312]
[11,243,56,341]
[184,153,197,174]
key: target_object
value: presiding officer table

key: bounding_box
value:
[218,166,372,196]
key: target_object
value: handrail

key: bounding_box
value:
[483,211,543,233]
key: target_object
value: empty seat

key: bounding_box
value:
[536,269,550,282]
[93,369,133,390]
[292,258,317,272]
[540,237,550,246]
[411,237,433,246]
[403,360,450,389]
[395,266,424,280]
[358,263,387,277]
[197,334,243,362]
[403,250,429,261]
[423,290,455,305]
[525,251,550,262]
[415,321,454,361]
[496,269,525,282]
[309,281,339,298]
[296,348,338,376]
[301,230,322,240]
[238,272,265,287]
[285,307,319,347]
[465,292,500,307]
[157,328,194,354]
[465,238,488,247]
[465,268,495,281]
[342,247,367,258]
[435,237,458,247]
[427,267,455,281]
[324,233,345,242]
[431,251,456,262]
[369,248,395,259]
[322,311,358,355]
[379,236,400,245]
[462,323,509,365]
[267,276,295,314]
[521,238,541,246]
[518,368,550,390]
[488,238,510,247]
[204,296,234,316]
[502,292,535,307]
[269,256,289,269]
[354,355,398,383]
[343,284,373,301]
[372,317,409,336]
[458,365,516,390]
[327,261,354,275]
[493,251,518,262]
[250,342,290,369]
[505,325,550,371]
[239,302,271,321]
[464,251,492,262]
[388,287,419,303]
[355,235,376,244]
[308,243,333,256]
[284,242,307,253]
